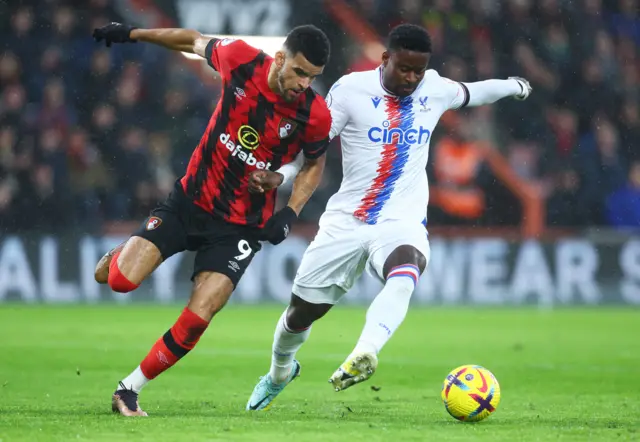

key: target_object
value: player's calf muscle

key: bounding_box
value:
[187,272,235,321]
[287,295,333,330]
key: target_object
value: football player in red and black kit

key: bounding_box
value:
[91,22,331,416]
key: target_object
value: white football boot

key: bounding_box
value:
[329,352,378,392]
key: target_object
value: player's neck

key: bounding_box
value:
[379,66,396,96]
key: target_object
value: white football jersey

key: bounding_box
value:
[322,67,468,226]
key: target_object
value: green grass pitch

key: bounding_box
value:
[1,305,639,441]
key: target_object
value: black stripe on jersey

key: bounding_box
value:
[185,67,237,201]
[458,82,470,108]
[245,77,276,226]
[213,54,264,222]
[295,90,325,157]
[204,38,221,70]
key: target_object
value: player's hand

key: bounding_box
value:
[248,170,284,194]
[93,22,137,47]
[509,77,532,100]
[261,206,297,245]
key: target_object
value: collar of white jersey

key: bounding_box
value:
[377,65,425,97]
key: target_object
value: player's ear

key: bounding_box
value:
[382,51,390,67]
[275,50,286,69]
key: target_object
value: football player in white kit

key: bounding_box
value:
[246,24,532,410]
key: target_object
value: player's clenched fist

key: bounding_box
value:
[248,170,285,194]
[261,206,297,245]
[93,22,137,47]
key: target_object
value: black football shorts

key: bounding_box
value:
[132,181,262,287]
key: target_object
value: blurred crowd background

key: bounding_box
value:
[0,0,638,235]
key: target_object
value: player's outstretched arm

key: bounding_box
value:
[131,28,213,55]
[459,77,532,108]
[93,22,212,56]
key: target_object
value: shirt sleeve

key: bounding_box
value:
[326,79,350,140]
[441,77,470,111]
[204,38,260,78]
[462,79,522,107]
[300,96,331,159]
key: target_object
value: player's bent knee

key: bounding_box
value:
[95,241,127,284]
[107,254,140,293]
[94,254,110,284]
[383,245,427,277]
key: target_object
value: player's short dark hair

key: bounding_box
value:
[284,25,330,67]
[388,24,432,54]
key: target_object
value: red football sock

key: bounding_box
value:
[139,307,209,380]
[108,251,139,293]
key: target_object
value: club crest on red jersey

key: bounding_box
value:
[277,118,297,139]
[146,216,162,231]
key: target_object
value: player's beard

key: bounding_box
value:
[390,80,416,97]
[278,70,297,103]
[382,69,415,97]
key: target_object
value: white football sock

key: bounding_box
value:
[269,309,311,384]
[118,366,149,393]
[351,264,419,356]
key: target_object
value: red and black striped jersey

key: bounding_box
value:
[180,38,331,228]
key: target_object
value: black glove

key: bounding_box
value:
[261,206,297,245]
[93,22,137,47]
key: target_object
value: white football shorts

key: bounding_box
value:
[292,214,430,305]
